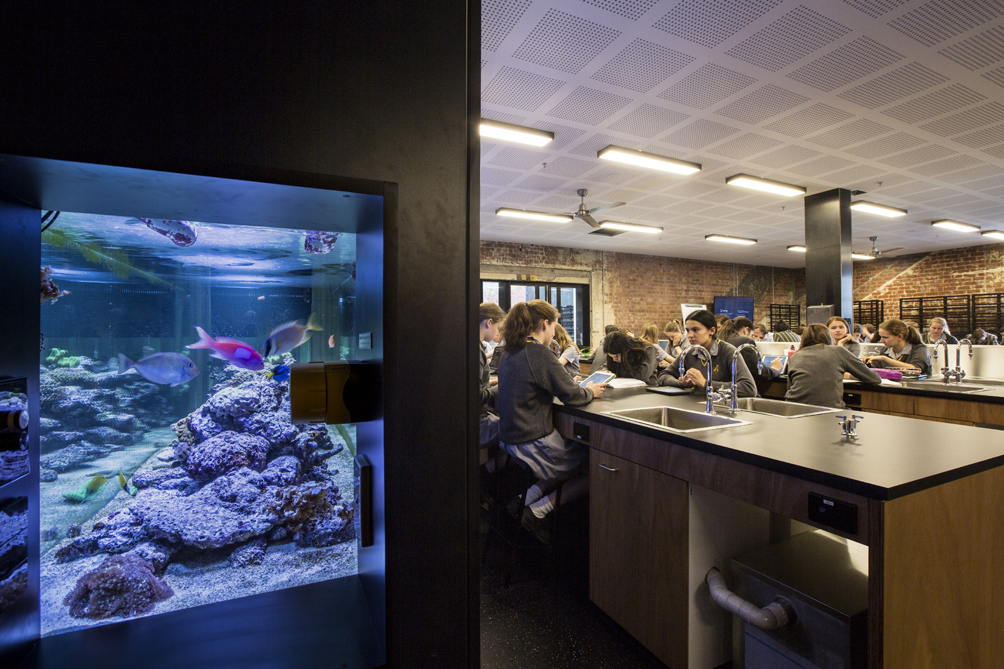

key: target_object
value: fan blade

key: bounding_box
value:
[588,201,626,215]
[881,247,903,253]
[579,212,600,228]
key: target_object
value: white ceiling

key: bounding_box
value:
[480,0,1004,268]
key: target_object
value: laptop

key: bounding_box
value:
[658,339,670,351]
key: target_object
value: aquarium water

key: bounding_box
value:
[39,212,361,635]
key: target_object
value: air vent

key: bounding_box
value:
[787,156,854,177]
[841,0,909,18]
[481,67,567,112]
[837,62,948,109]
[513,175,570,193]
[881,84,985,124]
[607,104,690,138]
[939,25,1004,71]
[652,0,784,49]
[531,121,586,151]
[763,104,853,138]
[539,156,597,178]
[546,87,632,125]
[725,6,852,72]
[708,133,783,159]
[751,145,823,169]
[919,103,1004,138]
[715,85,810,125]
[878,145,956,168]
[483,0,532,52]
[590,228,626,237]
[808,119,892,149]
[481,167,522,186]
[984,67,1004,89]
[569,133,622,157]
[591,39,694,93]
[910,155,981,177]
[487,147,551,171]
[954,124,1004,149]
[661,119,741,149]
[581,0,659,20]
[787,37,904,92]
[657,64,757,109]
[512,9,621,74]
[887,0,1003,48]
[845,132,924,158]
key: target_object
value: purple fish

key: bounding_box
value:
[118,352,199,386]
[304,231,341,255]
[133,218,198,247]
[185,326,264,370]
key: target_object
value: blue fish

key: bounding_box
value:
[267,364,290,383]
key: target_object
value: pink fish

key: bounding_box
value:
[185,326,263,370]
[133,218,198,247]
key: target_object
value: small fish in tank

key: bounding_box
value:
[262,313,321,358]
[117,352,199,386]
[267,365,291,383]
[186,326,264,371]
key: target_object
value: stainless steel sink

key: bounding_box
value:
[605,406,750,433]
[732,397,840,418]
[931,377,1004,387]
[900,380,990,393]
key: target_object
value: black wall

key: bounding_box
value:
[0,3,477,667]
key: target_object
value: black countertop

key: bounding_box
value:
[842,378,1004,403]
[555,387,1004,501]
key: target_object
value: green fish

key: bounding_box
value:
[63,474,108,503]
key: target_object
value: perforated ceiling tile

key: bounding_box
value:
[837,62,948,109]
[874,180,936,197]
[606,104,690,137]
[581,0,660,20]
[481,167,522,186]
[661,118,742,149]
[514,174,570,192]
[539,156,597,178]
[715,85,810,125]
[570,133,622,157]
[528,121,586,151]
[807,119,893,149]
[938,164,1004,184]
[481,67,567,111]
[787,156,854,176]
[657,64,757,110]
[763,104,854,138]
[660,199,715,214]
[882,84,986,124]
[726,6,852,72]
[591,39,695,93]
[820,164,886,186]
[877,144,956,168]
[910,186,960,201]
[887,0,1004,48]
[481,59,487,69]
[938,24,1004,71]
[547,87,632,125]
[708,133,784,159]
[845,132,926,158]
[481,142,497,158]
[487,146,551,170]
[919,102,1004,138]
[910,155,983,177]
[512,9,621,74]
[533,194,581,210]
[984,67,1004,89]
[632,194,681,209]
[955,124,1004,148]
[494,189,544,205]
[481,185,501,200]
[984,145,1004,159]
[841,0,909,18]
[666,181,722,199]
[751,145,823,169]
[483,0,532,52]
[583,166,645,185]
[787,37,904,92]
[652,0,784,49]
[481,109,528,125]
[625,173,682,191]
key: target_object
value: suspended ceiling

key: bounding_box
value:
[480,0,1004,268]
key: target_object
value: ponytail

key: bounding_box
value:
[501,299,560,352]
[880,319,922,346]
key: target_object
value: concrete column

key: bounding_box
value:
[804,188,853,322]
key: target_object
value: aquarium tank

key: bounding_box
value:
[38,212,362,635]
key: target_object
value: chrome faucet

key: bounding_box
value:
[731,343,761,414]
[680,346,719,415]
[933,340,952,384]
[836,414,863,438]
[954,339,974,384]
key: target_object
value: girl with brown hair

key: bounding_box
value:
[865,319,932,376]
[662,320,685,358]
[552,322,579,377]
[603,331,660,385]
[478,303,505,454]
[826,316,860,357]
[640,323,671,366]
[785,323,881,408]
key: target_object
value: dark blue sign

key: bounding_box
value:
[714,296,754,321]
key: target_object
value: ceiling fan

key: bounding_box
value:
[862,236,903,258]
[567,188,625,228]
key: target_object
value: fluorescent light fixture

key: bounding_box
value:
[852,253,876,260]
[982,230,1004,241]
[706,234,756,246]
[726,174,806,197]
[479,120,553,147]
[599,220,663,234]
[851,201,907,217]
[495,207,572,223]
[597,145,701,175]
[932,220,980,233]
[787,245,807,252]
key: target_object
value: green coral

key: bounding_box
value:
[45,349,81,368]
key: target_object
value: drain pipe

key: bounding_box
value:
[706,568,795,630]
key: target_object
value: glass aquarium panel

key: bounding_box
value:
[0,497,29,618]
[39,212,363,635]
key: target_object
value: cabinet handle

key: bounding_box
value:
[598,464,618,472]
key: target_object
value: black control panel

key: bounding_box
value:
[572,422,590,443]
[808,492,858,534]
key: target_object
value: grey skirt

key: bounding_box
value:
[501,428,586,481]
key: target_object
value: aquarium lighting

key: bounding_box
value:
[599,220,663,234]
[850,201,907,217]
[787,245,807,252]
[852,253,876,260]
[706,234,756,246]
[982,230,1004,241]
[932,220,980,233]
[597,146,701,175]
[495,208,573,223]
[726,174,806,197]
[479,120,553,147]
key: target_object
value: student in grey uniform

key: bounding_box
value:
[641,323,671,366]
[658,310,756,398]
[923,317,958,345]
[604,331,660,385]
[497,300,606,527]
[478,303,505,455]
[720,316,777,396]
[826,316,861,357]
[662,320,686,358]
[865,319,933,376]
[786,324,881,409]
[589,324,620,372]
[553,322,579,377]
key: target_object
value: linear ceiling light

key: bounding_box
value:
[599,220,663,234]
[597,146,701,175]
[726,174,806,197]
[932,220,980,233]
[787,245,807,252]
[981,230,1004,241]
[479,119,553,147]
[852,253,876,260]
[706,234,756,245]
[495,208,572,223]
[851,201,907,217]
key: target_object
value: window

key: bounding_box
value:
[481,280,590,347]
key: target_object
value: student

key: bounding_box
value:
[640,323,671,366]
[496,300,605,532]
[662,320,686,357]
[590,324,620,372]
[658,310,756,398]
[731,316,756,338]
[478,303,505,454]
[719,317,775,396]
[826,316,860,357]
[753,323,772,342]
[604,331,660,385]
[865,319,932,376]
[859,323,875,343]
[772,320,800,343]
[786,324,881,409]
[552,322,580,376]
[971,328,999,345]
[923,317,958,345]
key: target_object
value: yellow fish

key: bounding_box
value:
[117,471,137,497]
[63,474,108,503]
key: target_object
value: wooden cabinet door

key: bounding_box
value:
[590,449,689,668]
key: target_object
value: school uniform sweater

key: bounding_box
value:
[478,344,497,418]
[659,339,757,398]
[871,342,933,376]
[605,344,659,386]
[786,345,881,409]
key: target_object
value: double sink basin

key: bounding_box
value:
[899,378,1004,394]
[605,398,838,434]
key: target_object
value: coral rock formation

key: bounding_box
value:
[63,554,174,619]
